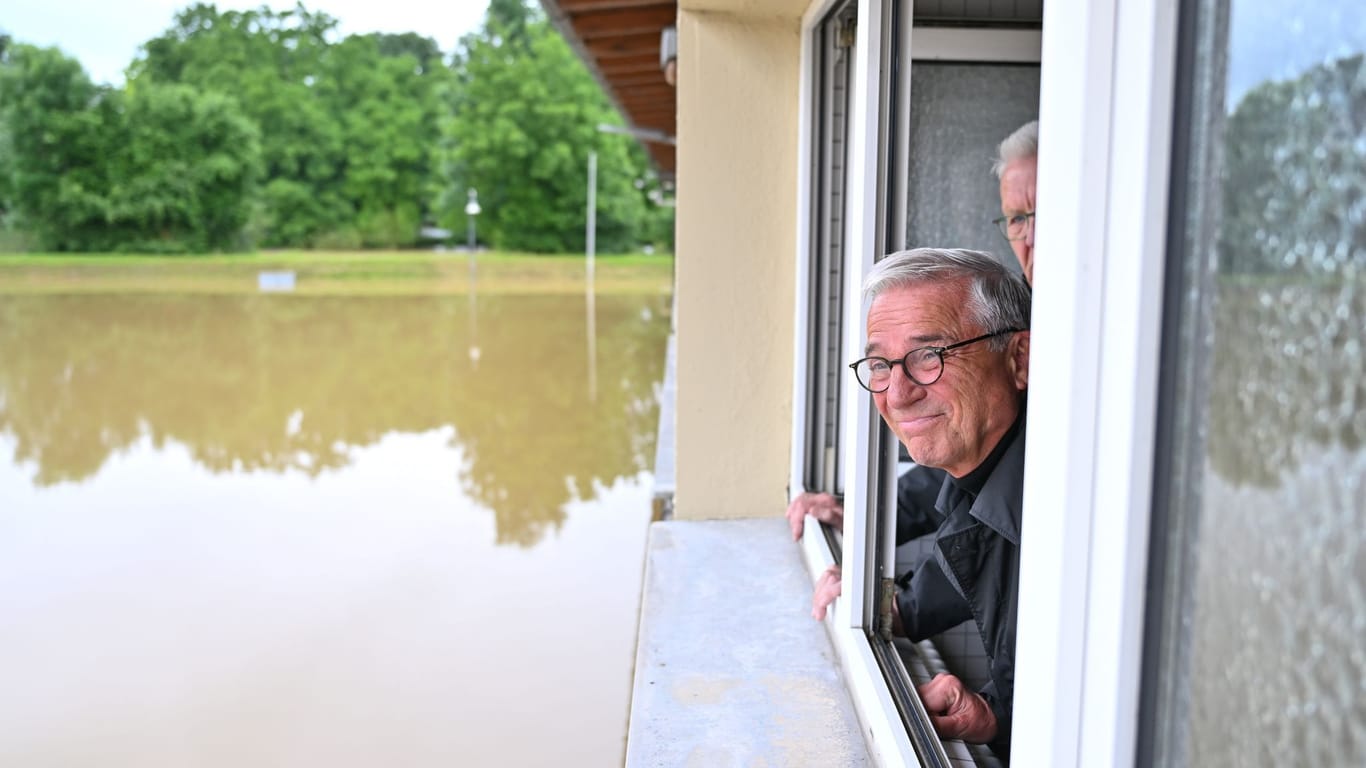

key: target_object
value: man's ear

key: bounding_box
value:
[1009,331,1030,391]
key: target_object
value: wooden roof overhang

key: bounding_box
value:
[539,0,678,180]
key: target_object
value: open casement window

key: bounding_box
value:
[795,0,1040,765]
[886,23,1039,768]
[796,0,858,562]
[873,4,1042,765]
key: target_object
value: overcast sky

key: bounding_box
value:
[4,0,492,85]
[1226,0,1365,107]
[7,0,1362,110]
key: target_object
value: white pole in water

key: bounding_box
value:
[586,151,597,282]
[586,151,598,401]
[464,188,482,367]
[464,187,481,278]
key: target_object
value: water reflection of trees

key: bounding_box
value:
[0,293,670,546]
[1220,54,1363,277]
[1206,53,1366,488]
[450,294,670,545]
[1207,279,1365,488]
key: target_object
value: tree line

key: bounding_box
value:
[0,0,673,253]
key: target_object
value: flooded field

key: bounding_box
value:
[0,282,671,766]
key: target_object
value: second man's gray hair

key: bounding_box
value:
[862,248,1031,350]
[992,119,1039,179]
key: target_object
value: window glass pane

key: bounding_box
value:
[1148,0,1366,764]
[888,55,1038,764]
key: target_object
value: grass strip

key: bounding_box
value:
[0,250,674,296]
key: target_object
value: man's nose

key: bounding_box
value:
[884,364,927,405]
[1025,219,1036,246]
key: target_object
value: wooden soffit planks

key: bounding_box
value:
[540,0,678,178]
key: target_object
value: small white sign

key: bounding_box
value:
[258,271,296,292]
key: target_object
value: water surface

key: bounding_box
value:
[0,290,670,766]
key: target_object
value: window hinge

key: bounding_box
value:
[837,18,857,49]
[877,576,895,639]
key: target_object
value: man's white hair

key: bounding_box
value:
[862,248,1031,350]
[992,120,1038,179]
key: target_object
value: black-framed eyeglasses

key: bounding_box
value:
[848,328,1025,393]
[992,212,1035,242]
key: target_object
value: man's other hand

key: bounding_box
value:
[917,673,998,743]
[811,564,842,620]
[786,492,844,540]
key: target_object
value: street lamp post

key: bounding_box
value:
[465,187,482,285]
[464,188,482,368]
[464,188,481,252]
[585,152,596,289]
[585,152,597,401]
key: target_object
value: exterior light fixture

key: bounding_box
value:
[660,26,677,87]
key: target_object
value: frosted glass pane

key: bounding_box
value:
[1152,0,1366,764]
[904,64,1039,271]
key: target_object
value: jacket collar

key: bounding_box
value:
[969,421,1025,545]
[951,410,1024,498]
[933,410,1026,545]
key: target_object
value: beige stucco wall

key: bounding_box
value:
[672,5,804,519]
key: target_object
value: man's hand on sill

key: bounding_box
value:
[811,564,842,620]
[786,492,844,540]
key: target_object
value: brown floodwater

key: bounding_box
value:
[0,289,671,767]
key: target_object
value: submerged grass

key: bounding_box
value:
[0,250,674,295]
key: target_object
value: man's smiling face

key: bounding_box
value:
[865,279,1029,477]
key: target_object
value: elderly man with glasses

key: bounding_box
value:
[993,119,1038,285]
[787,120,1040,543]
[817,248,1031,757]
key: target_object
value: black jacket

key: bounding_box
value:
[896,417,1025,759]
[895,463,948,544]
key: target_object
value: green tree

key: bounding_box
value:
[132,4,450,249]
[371,32,444,75]
[1220,54,1365,276]
[0,44,114,250]
[0,31,12,221]
[105,83,262,252]
[132,3,348,246]
[440,0,656,252]
[315,33,449,247]
[0,42,261,252]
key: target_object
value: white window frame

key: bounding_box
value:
[1012,1,1179,766]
